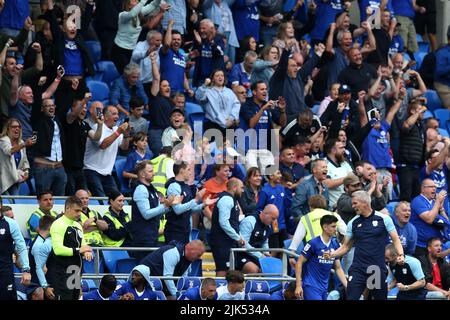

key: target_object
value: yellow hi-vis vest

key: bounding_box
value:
[27,208,58,240]
[300,208,342,242]
[151,155,170,196]
[80,209,104,246]
[102,211,131,247]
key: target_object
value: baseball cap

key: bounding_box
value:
[343,173,361,186]
[339,84,351,95]
[170,108,185,117]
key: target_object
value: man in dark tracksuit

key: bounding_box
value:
[326,190,405,300]
[237,204,279,273]
[47,196,93,300]
[140,240,205,300]
[385,244,427,300]
[0,197,31,300]
[165,162,216,244]
[209,178,246,277]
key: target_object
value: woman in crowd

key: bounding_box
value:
[251,45,280,85]
[112,0,162,73]
[238,167,262,217]
[0,118,35,195]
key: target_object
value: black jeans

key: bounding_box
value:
[397,166,421,201]
[65,168,88,196]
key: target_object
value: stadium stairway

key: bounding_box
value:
[201,252,216,277]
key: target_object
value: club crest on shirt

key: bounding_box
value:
[0,228,5,235]
[372,221,378,227]
[402,268,407,274]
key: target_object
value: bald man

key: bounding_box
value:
[410,179,448,257]
[209,178,246,277]
[75,189,108,246]
[237,204,279,273]
[85,101,104,128]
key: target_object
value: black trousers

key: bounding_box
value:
[111,43,132,75]
[397,166,421,202]
[65,168,88,196]
[0,271,17,300]
[54,78,88,121]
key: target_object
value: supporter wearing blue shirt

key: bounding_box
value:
[160,21,190,94]
[257,170,288,248]
[177,278,218,300]
[310,0,348,42]
[390,202,417,256]
[419,147,450,213]
[240,81,286,152]
[110,66,149,116]
[232,0,260,41]
[0,0,30,33]
[229,51,257,92]
[389,34,405,57]
[112,265,157,300]
[328,190,405,300]
[358,0,394,22]
[392,0,415,18]
[82,275,118,301]
[193,20,225,87]
[294,215,347,300]
[279,147,306,183]
[410,179,447,254]
[362,98,402,170]
[123,133,153,189]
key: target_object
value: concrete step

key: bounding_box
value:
[202,261,216,272]
[202,271,216,278]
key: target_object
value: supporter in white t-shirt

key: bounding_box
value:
[83,106,131,196]
[323,138,353,209]
[216,270,245,300]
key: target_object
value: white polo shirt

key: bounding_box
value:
[326,157,353,208]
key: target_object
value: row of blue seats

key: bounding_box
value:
[82,277,274,295]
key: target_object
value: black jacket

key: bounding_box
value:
[238,186,259,217]
[31,90,65,159]
[418,255,450,291]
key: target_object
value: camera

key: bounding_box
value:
[96,108,102,118]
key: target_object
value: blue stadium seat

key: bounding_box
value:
[185,102,204,116]
[259,257,283,292]
[102,250,131,273]
[418,41,430,53]
[438,128,449,138]
[116,257,137,273]
[149,277,163,291]
[176,276,201,291]
[96,61,120,87]
[284,238,304,255]
[386,201,398,215]
[433,109,450,129]
[246,293,271,300]
[82,254,105,274]
[86,80,110,105]
[13,198,37,204]
[215,279,227,287]
[311,104,320,115]
[245,280,270,294]
[82,279,98,292]
[416,34,423,42]
[85,41,102,64]
[413,52,426,70]
[424,90,443,111]
[189,113,205,132]
[423,110,434,120]
[18,181,30,196]
[114,158,133,195]
[154,291,167,300]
